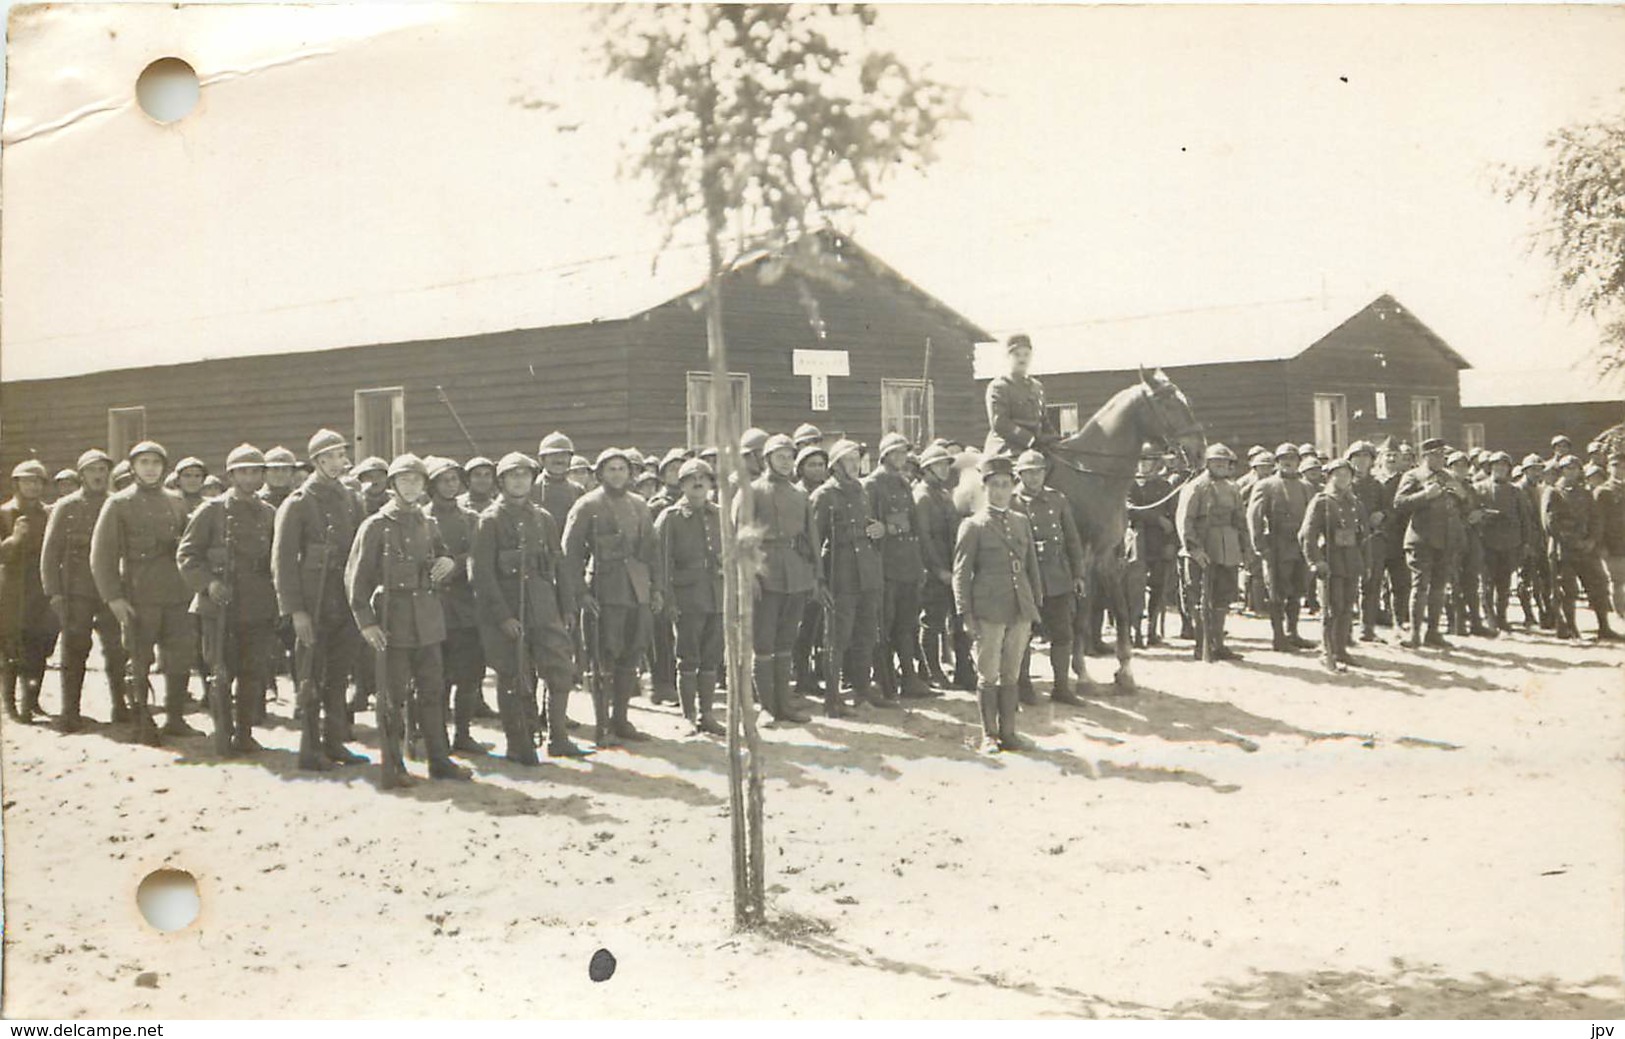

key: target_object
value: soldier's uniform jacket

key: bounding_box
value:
[1175,472,1244,567]
[1,496,54,633]
[458,489,495,515]
[90,483,192,607]
[564,486,661,606]
[1380,470,1411,559]
[1247,473,1311,562]
[179,490,207,517]
[257,483,294,511]
[913,477,960,580]
[345,498,449,649]
[811,474,883,596]
[1350,473,1386,540]
[1013,485,1084,598]
[1477,478,1533,553]
[655,498,722,615]
[272,474,363,619]
[1515,476,1549,541]
[1127,475,1177,562]
[176,488,279,625]
[40,487,107,601]
[646,484,681,517]
[739,472,816,596]
[1543,483,1599,562]
[1593,478,1625,557]
[362,486,388,517]
[425,496,479,630]
[530,474,579,524]
[1392,466,1458,551]
[864,467,923,583]
[1298,488,1369,577]
[470,496,575,630]
[983,373,1048,457]
[952,504,1042,624]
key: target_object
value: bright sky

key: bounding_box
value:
[2,3,1622,382]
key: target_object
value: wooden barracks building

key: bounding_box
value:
[0,233,994,476]
[994,294,1474,459]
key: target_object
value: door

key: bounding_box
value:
[354,387,405,461]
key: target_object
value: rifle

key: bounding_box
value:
[295,517,334,767]
[209,505,236,755]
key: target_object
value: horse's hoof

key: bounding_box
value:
[1113,671,1137,693]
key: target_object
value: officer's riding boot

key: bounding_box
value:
[695,670,727,735]
[1016,648,1037,705]
[56,667,86,733]
[161,673,202,736]
[898,646,932,699]
[1213,610,1242,661]
[997,683,1033,751]
[976,683,1001,754]
[773,654,810,724]
[875,651,898,704]
[612,667,649,741]
[823,670,855,719]
[951,626,976,691]
[1050,644,1085,705]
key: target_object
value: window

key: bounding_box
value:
[354,387,406,460]
[1410,395,1441,446]
[881,378,935,447]
[1313,393,1348,459]
[1463,423,1485,452]
[1046,403,1081,436]
[107,407,146,460]
[686,372,751,449]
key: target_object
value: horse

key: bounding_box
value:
[1043,367,1206,692]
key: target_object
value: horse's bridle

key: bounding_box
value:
[1050,383,1204,478]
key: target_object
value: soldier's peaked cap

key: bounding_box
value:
[1558,453,1582,469]
[496,452,539,478]
[980,454,1016,480]
[1005,333,1033,354]
[225,444,266,471]
[75,448,114,471]
[386,454,429,481]
[795,444,828,471]
[11,459,49,481]
[464,456,496,472]
[1446,450,1468,466]
[827,439,862,468]
[1204,443,1237,462]
[425,455,464,481]
[263,446,297,467]
[678,457,714,483]
[1587,440,1604,454]
[128,439,168,463]
[537,432,574,457]
[792,423,823,446]
[1015,449,1048,472]
[1420,438,1447,453]
[877,431,911,460]
[594,447,633,471]
[1488,451,1513,466]
[353,456,389,478]
[307,428,347,459]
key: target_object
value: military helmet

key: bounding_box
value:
[624,448,647,469]
[1014,449,1048,473]
[55,468,80,484]
[1557,453,1582,470]
[678,457,715,484]
[173,456,207,476]
[698,446,720,463]
[659,447,690,473]
[11,459,49,481]
[980,454,1016,480]
[128,439,168,463]
[464,455,496,474]
[111,460,133,483]
[1488,450,1513,467]
[1446,450,1468,467]
[1584,462,1603,478]
[594,446,633,472]
[1521,453,1544,468]
[264,446,297,468]
[1324,458,1351,476]
[1005,333,1033,355]
[739,428,769,456]
[76,448,114,472]
[1301,455,1325,472]
[1140,441,1162,459]
[795,444,828,473]
[353,456,389,479]
[762,433,796,459]
[225,444,267,471]
[1345,440,1377,460]
[536,432,574,458]
[1297,442,1316,457]
[1550,434,1571,448]
[1586,439,1604,455]
[635,468,661,487]
[877,431,911,461]
[425,455,464,482]
[827,438,862,469]
[1273,442,1300,460]
[386,453,429,482]
[307,428,347,460]
[568,453,591,473]
[496,451,539,479]
[917,444,952,469]
[792,423,823,448]
[1204,443,1237,463]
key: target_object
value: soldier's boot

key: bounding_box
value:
[611,668,650,742]
[997,683,1033,752]
[976,683,1001,755]
[773,654,811,724]
[951,627,977,691]
[232,688,263,754]
[677,669,700,730]
[377,699,414,790]
[160,674,202,736]
[55,667,86,733]
[1050,646,1085,705]
[1212,615,1243,661]
[451,678,485,756]
[543,680,591,756]
[1,666,20,722]
[496,681,539,766]
[1286,600,1315,649]
[18,673,46,725]
[210,676,236,757]
[107,670,131,724]
[873,652,897,705]
[1016,648,1037,705]
[415,686,471,781]
[1595,610,1623,641]
[898,645,934,699]
[695,671,727,736]
[921,632,951,688]
[1268,604,1290,651]
[322,681,369,764]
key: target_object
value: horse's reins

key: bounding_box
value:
[1046,384,1202,512]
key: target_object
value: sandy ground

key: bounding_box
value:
[1,615,1622,1019]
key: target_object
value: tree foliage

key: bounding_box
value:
[602,4,964,256]
[1502,101,1625,375]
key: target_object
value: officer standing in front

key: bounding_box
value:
[1392,437,1461,650]
[1012,450,1087,705]
[1248,443,1315,652]
[1176,444,1246,662]
[2,459,60,725]
[1299,458,1369,672]
[345,454,473,789]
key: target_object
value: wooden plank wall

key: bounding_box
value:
[1462,401,1625,459]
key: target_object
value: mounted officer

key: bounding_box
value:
[984,333,1052,458]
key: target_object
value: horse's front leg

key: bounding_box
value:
[1110,559,1137,692]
